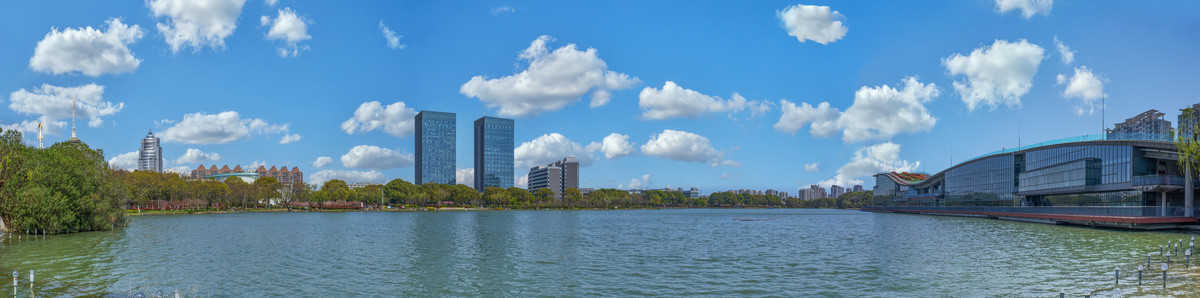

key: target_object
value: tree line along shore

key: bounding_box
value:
[0,128,872,235]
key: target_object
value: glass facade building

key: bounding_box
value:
[474,116,514,192]
[873,134,1188,211]
[415,111,456,185]
[138,130,163,172]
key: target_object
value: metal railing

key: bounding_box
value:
[864,206,1200,218]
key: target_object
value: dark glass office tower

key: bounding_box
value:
[415,111,456,185]
[474,116,514,192]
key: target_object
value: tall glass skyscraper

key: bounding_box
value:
[138,130,163,172]
[415,111,456,185]
[474,116,514,192]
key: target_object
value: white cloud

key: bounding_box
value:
[839,77,939,143]
[816,142,917,188]
[175,148,221,164]
[457,168,474,188]
[167,165,193,173]
[804,162,820,172]
[309,169,384,185]
[816,175,864,189]
[944,39,1045,111]
[1057,66,1106,116]
[619,174,651,189]
[638,81,768,120]
[312,156,333,168]
[340,145,414,170]
[0,117,67,139]
[515,133,594,168]
[586,133,634,159]
[148,0,246,52]
[995,0,1052,19]
[460,35,638,117]
[108,151,139,170]
[640,129,736,166]
[246,160,266,170]
[341,100,417,138]
[160,111,290,144]
[1054,37,1075,64]
[261,7,311,57]
[774,101,840,137]
[492,6,515,15]
[774,77,939,143]
[278,133,301,144]
[720,173,741,180]
[516,174,528,188]
[378,21,405,50]
[29,18,144,76]
[776,4,847,45]
[265,0,278,6]
[8,83,123,127]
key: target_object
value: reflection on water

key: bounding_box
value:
[0,209,1198,296]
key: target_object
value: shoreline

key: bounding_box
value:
[124,206,844,216]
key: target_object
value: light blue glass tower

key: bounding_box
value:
[415,111,456,185]
[474,116,514,192]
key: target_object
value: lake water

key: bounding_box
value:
[1,209,1199,296]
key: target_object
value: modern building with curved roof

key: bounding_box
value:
[873,132,1195,217]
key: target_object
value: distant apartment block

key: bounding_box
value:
[852,185,864,193]
[138,130,163,172]
[189,164,303,185]
[348,182,380,189]
[1180,103,1200,139]
[527,157,579,200]
[474,116,514,192]
[801,185,827,200]
[831,185,846,198]
[416,111,456,185]
[1110,109,1172,139]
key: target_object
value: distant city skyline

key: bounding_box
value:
[2,1,1200,194]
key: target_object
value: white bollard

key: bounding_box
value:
[1138,265,1144,285]
[1115,267,1120,286]
[1163,263,1169,288]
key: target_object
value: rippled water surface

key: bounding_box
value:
[2,209,1200,296]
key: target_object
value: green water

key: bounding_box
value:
[0,209,1198,296]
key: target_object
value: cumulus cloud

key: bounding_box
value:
[457,168,474,188]
[994,0,1052,19]
[619,174,651,189]
[515,133,594,168]
[0,117,67,138]
[776,4,847,45]
[175,148,221,164]
[309,169,384,185]
[148,0,246,52]
[1057,67,1106,116]
[312,156,333,168]
[8,83,123,127]
[516,174,528,188]
[108,151,139,170]
[341,100,417,137]
[340,145,414,170]
[817,142,918,188]
[839,77,939,143]
[804,162,820,172]
[160,111,291,144]
[944,39,1045,111]
[1054,37,1074,64]
[29,18,144,76]
[261,7,311,57]
[640,129,736,166]
[278,133,301,144]
[774,77,939,143]
[378,21,405,50]
[774,101,840,137]
[586,133,634,159]
[460,35,638,117]
[638,81,768,120]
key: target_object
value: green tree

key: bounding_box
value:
[533,188,554,205]
[507,187,531,207]
[563,188,583,206]
[253,176,281,207]
[0,129,126,234]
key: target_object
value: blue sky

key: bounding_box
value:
[2,0,1199,194]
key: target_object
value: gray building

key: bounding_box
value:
[527,157,579,200]
[474,116,514,192]
[852,185,864,193]
[138,130,163,172]
[1110,109,1172,140]
[416,111,456,185]
[1180,103,1200,140]
[831,185,846,198]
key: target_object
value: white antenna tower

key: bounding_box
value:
[71,96,78,139]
